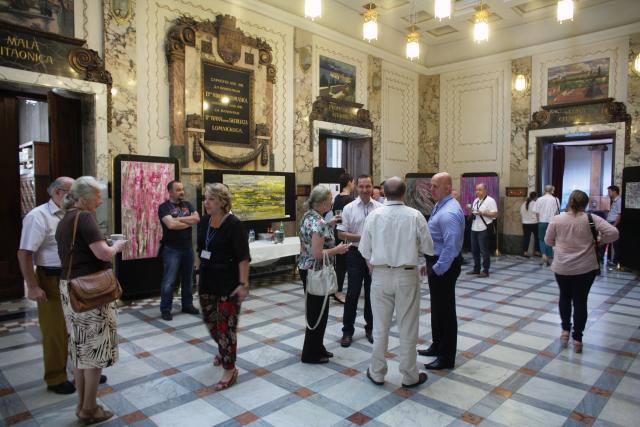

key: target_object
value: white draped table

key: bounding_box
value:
[249,236,300,265]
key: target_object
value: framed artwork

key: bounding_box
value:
[405,173,435,217]
[114,155,178,261]
[319,55,356,103]
[547,58,610,106]
[0,0,75,37]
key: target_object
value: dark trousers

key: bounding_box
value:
[334,252,347,292]
[522,223,539,254]
[300,270,330,361]
[159,245,195,312]
[342,248,372,336]
[470,229,490,273]
[427,255,461,364]
[555,270,597,342]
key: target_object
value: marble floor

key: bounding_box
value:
[0,256,639,427]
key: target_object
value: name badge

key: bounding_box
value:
[201,250,212,260]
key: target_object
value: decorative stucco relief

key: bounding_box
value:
[627,33,640,167]
[511,56,532,187]
[418,74,439,173]
[368,56,382,183]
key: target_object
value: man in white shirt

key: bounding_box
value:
[606,185,622,266]
[17,177,77,394]
[337,174,383,347]
[533,185,560,266]
[466,183,498,277]
[359,177,433,388]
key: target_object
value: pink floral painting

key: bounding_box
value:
[120,161,175,260]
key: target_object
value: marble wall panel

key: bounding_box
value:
[510,57,531,187]
[368,56,382,183]
[626,33,640,167]
[418,74,439,173]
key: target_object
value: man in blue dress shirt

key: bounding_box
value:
[417,172,464,370]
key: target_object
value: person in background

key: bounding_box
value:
[158,180,200,320]
[379,181,386,204]
[332,173,355,304]
[56,177,126,424]
[372,186,383,202]
[418,172,464,370]
[545,190,618,353]
[606,185,622,267]
[467,183,498,277]
[533,185,560,266]
[17,177,79,394]
[197,183,251,390]
[360,177,432,388]
[520,191,540,257]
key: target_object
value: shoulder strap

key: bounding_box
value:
[587,213,598,244]
[66,211,81,280]
[556,198,561,214]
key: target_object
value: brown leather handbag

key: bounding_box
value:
[66,211,122,312]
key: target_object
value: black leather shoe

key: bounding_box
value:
[323,350,334,358]
[181,306,200,315]
[417,345,439,357]
[365,330,374,344]
[99,375,107,384]
[47,381,76,394]
[366,368,384,386]
[402,372,428,388]
[340,335,353,347]
[424,359,454,370]
[161,311,173,321]
[301,357,329,364]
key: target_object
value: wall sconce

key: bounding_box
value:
[297,46,312,71]
[633,52,640,76]
[371,71,382,91]
[514,74,527,92]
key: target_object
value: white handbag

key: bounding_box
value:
[305,250,337,330]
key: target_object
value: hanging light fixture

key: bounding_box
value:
[434,0,451,20]
[305,0,321,20]
[473,4,489,43]
[406,25,420,61]
[514,74,527,92]
[362,3,378,42]
[557,0,574,23]
[634,52,640,75]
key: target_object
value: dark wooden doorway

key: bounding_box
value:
[319,134,372,178]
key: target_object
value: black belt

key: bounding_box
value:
[37,266,62,276]
[425,253,462,263]
[381,265,415,270]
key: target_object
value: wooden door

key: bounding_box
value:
[346,138,372,179]
[48,91,83,180]
[0,95,23,299]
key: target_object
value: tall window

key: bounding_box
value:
[326,137,343,168]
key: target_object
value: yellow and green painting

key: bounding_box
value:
[223,174,286,221]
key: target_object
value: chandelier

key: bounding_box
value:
[473,7,489,43]
[434,0,451,20]
[557,0,574,23]
[305,0,321,20]
[362,3,378,42]
[406,26,420,61]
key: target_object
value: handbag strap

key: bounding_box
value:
[305,250,332,331]
[66,211,81,280]
[587,213,599,250]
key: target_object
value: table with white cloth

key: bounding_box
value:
[249,237,300,278]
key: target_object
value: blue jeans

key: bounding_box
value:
[470,229,490,273]
[538,222,554,257]
[160,245,194,312]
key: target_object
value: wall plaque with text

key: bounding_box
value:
[0,22,84,79]
[202,61,253,145]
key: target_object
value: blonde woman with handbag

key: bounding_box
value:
[298,186,349,364]
[56,177,126,425]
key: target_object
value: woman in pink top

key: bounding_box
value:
[545,190,618,353]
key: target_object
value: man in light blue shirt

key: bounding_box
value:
[417,172,464,370]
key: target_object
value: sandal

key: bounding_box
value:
[332,293,345,304]
[560,330,570,347]
[215,369,238,391]
[213,355,221,366]
[78,405,114,425]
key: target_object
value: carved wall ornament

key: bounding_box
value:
[166,17,197,63]
[309,96,373,129]
[109,0,134,24]
[198,140,267,167]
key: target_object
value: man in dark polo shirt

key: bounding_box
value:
[158,180,201,320]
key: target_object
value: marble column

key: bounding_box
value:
[368,55,382,183]
[418,74,439,173]
[627,33,640,167]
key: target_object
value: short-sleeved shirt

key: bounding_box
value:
[606,196,621,223]
[533,194,560,223]
[332,194,354,243]
[471,196,498,232]
[197,214,251,296]
[56,210,111,280]
[19,199,64,267]
[158,200,195,248]
[336,197,383,247]
[298,210,336,271]
[520,200,538,224]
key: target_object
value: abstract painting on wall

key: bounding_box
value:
[405,173,435,217]
[120,160,175,260]
[547,58,610,105]
[0,0,75,37]
[223,173,286,221]
[319,55,356,102]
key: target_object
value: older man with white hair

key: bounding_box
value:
[533,185,560,266]
[359,177,433,388]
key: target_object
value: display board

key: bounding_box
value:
[405,173,435,217]
[114,155,179,299]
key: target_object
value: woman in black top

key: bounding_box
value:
[332,173,354,303]
[197,183,251,390]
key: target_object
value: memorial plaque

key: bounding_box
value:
[202,61,253,145]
